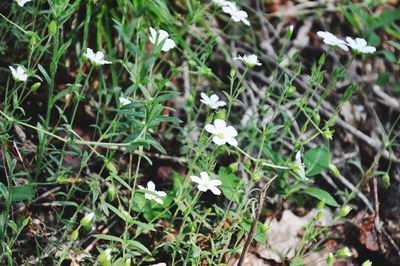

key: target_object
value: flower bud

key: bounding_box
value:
[107,186,116,202]
[322,129,334,140]
[336,247,352,258]
[317,201,325,209]
[382,173,390,189]
[228,162,238,173]
[339,205,352,217]
[70,228,79,241]
[329,163,340,177]
[326,253,334,265]
[98,248,112,266]
[285,25,294,39]
[48,20,57,35]
[286,85,296,96]
[124,258,131,266]
[361,260,372,266]
[230,68,236,78]
[313,112,321,126]
[31,82,41,92]
[80,212,95,227]
[261,224,269,233]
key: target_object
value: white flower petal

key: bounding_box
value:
[214,119,226,130]
[225,126,238,137]
[209,186,221,195]
[205,124,217,134]
[147,181,155,190]
[209,179,222,186]
[190,175,202,184]
[162,39,176,52]
[226,137,238,146]
[200,172,210,181]
[212,135,226,145]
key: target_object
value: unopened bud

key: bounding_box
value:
[329,163,340,177]
[361,260,372,266]
[48,20,57,35]
[80,212,95,227]
[98,248,112,266]
[336,247,352,258]
[339,205,352,217]
[326,253,334,265]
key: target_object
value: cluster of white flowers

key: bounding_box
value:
[317,31,376,54]
[212,0,250,26]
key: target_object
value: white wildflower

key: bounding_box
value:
[149,27,176,52]
[346,37,376,54]
[205,119,238,146]
[119,96,131,106]
[234,54,262,67]
[222,3,250,26]
[138,181,166,204]
[317,31,349,51]
[84,48,111,66]
[9,65,28,82]
[200,93,226,109]
[294,151,306,180]
[190,172,222,195]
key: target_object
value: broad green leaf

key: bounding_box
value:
[302,188,339,207]
[218,167,244,204]
[304,146,330,176]
[9,185,35,202]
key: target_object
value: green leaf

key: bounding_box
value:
[302,188,339,207]
[9,185,35,202]
[304,146,330,176]
[93,234,123,243]
[127,240,152,255]
[218,167,244,204]
[388,40,400,50]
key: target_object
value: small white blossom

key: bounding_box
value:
[234,54,262,67]
[9,65,28,82]
[294,151,306,180]
[346,37,376,54]
[15,0,32,7]
[190,172,222,195]
[149,27,176,52]
[119,96,131,106]
[222,3,250,26]
[205,119,238,146]
[84,48,111,66]
[317,31,349,51]
[138,181,166,204]
[200,93,226,109]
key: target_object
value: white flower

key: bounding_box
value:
[222,3,250,26]
[84,48,111,66]
[149,27,176,52]
[15,0,32,7]
[200,93,226,109]
[346,37,376,54]
[190,172,222,195]
[138,181,166,204]
[234,54,262,67]
[9,65,28,82]
[205,119,238,146]
[317,31,349,51]
[119,96,131,106]
[294,151,306,180]
[212,0,231,6]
